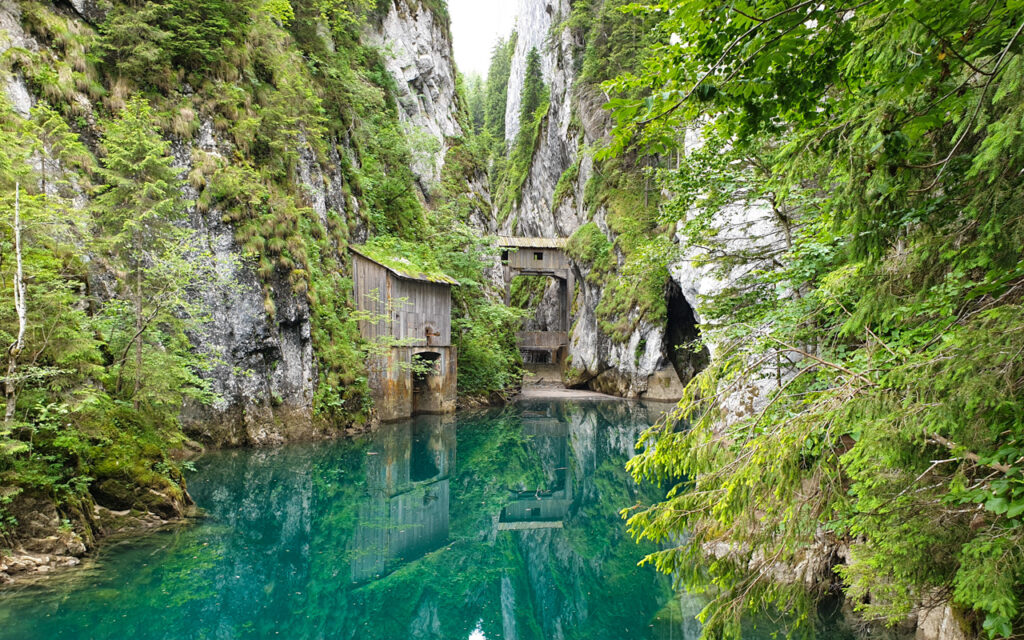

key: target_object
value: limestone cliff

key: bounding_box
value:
[0,0,473,581]
[0,0,467,448]
[498,0,698,401]
[365,0,462,192]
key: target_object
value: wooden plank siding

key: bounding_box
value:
[352,253,390,342]
[505,247,570,272]
[392,278,452,347]
[351,252,452,347]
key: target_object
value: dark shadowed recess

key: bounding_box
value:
[665,279,709,386]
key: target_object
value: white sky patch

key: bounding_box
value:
[448,0,519,78]
[468,619,487,640]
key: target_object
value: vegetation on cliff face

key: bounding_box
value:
[606,1,1024,638]
[559,0,672,345]
[0,0,517,546]
[494,47,551,225]
[463,38,552,227]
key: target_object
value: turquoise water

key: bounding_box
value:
[0,399,694,640]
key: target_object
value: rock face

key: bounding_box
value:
[177,136,320,445]
[0,490,190,585]
[178,163,320,446]
[0,0,470,580]
[916,603,969,640]
[365,0,463,192]
[0,0,467,445]
[499,0,695,400]
[180,2,465,444]
[1,1,34,117]
[505,0,564,145]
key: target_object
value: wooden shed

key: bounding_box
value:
[351,247,459,422]
[498,236,571,273]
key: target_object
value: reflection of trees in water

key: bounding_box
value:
[353,400,675,640]
[0,401,677,640]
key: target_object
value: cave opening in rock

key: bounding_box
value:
[665,279,710,386]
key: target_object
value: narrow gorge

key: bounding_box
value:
[1,1,1022,639]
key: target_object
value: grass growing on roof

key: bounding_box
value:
[353,237,459,285]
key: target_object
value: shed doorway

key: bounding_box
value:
[412,352,441,395]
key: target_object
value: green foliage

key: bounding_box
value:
[572,0,660,85]
[484,34,517,141]
[610,0,1024,638]
[8,2,105,112]
[518,48,545,128]
[566,222,614,282]
[464,73,486,133]
[493,48,551,223]
[0,0,514,544]
[551,156,581,211]
[92,96,219,411]
[99,0,256,87]
[509,276,549,312]
[357,236,458,284]
[94,96,185,247]
[263,0,296,25]
[433,215,525,396]
[0,94,199,536]
[571,158,668,342]
[311,0,374,34]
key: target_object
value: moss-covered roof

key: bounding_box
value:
[497,236,568,249]
[350,245,459,286]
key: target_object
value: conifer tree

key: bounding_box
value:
[1,99,94,429]
[92,95,190,409]
[518,47,544,131]
[465,74,486,134]
[484,34,516,141]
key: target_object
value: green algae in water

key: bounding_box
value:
[0,400,811,640]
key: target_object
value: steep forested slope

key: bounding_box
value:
[463,0,705,401]
[602,2,1024,639]
[467,0,1024,638]
[0,0,517,575]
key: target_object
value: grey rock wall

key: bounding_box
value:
[0,0,465,445]
[501,0,683,400]
[366,0,463,194]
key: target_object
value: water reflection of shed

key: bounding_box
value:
[350,415,456,582]
[498,418,573,531]
[351,247,458,422]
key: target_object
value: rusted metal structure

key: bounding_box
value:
[351,247,458,422]
[497,237,574,365]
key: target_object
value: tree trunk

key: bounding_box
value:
[133,263,142,411]
[5,183,26,424]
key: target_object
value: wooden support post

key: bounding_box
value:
[564,269,574,335]
[504,265,512,306]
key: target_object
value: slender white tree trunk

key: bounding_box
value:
[5,183,27,424]
[133,264,142,411]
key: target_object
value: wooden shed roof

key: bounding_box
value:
[350,246,459,285]
[496,236,567,249]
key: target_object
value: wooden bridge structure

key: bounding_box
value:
[497,237,574,364]
[497,416,572,530]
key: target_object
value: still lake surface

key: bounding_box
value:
[0,399,712,640]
